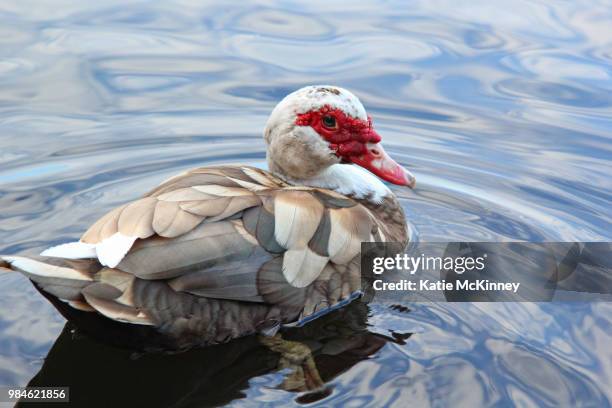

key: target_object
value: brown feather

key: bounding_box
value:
[154,203,203,238]
[193,185,254,197]
[241,167,284,188]
[179,197,231,216]
[157,187,216,202]
[82,290,153,325]
[100,204,126,242]
[81,204,124,243]
[207,195,260,222]
[152,200,180,234]
[257,256,305,312]
[118,197,157,238]
[82,282,122,300]
[312,189,356,209]
[148,171,242,196]
[227,177,270,192]
[96,268,134,292]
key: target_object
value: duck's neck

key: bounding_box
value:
[280,164,392,204]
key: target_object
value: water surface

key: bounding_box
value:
[0,0,611,406]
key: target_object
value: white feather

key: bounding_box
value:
[95,232,137,268]
[290,164,391,204]
[41,241,97,259]
[282,249,328,288]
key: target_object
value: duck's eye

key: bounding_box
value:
[321,115,337,129]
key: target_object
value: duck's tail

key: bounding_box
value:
[0,255,101,308]
[1,254,155,325]
[1,254,99,279]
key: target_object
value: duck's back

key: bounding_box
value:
[3,165,391,349]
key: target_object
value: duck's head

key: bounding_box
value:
[264,86,415,195]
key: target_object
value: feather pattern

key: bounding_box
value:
[118,197,157,238]
[274,191,324,248]
[7,164,407,348]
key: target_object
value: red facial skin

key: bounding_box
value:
[295,106,415,187]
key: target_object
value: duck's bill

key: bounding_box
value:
[350,143,416,188]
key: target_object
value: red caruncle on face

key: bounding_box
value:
[294,105,382,159]
[294,103,415,187]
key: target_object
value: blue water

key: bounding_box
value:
[1,0,611,406]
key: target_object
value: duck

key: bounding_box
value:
[0,85,415,351]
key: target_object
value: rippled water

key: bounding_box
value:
[1,0,611,406]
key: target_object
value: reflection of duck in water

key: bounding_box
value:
[18,302,411,407]
[1,86,415,396]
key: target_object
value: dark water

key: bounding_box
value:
[1,0,611,406]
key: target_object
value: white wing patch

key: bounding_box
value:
[41,232,137,268]
[41,241,96,259]
[96,232,137,268]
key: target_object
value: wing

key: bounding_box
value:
[26,166,380,332]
